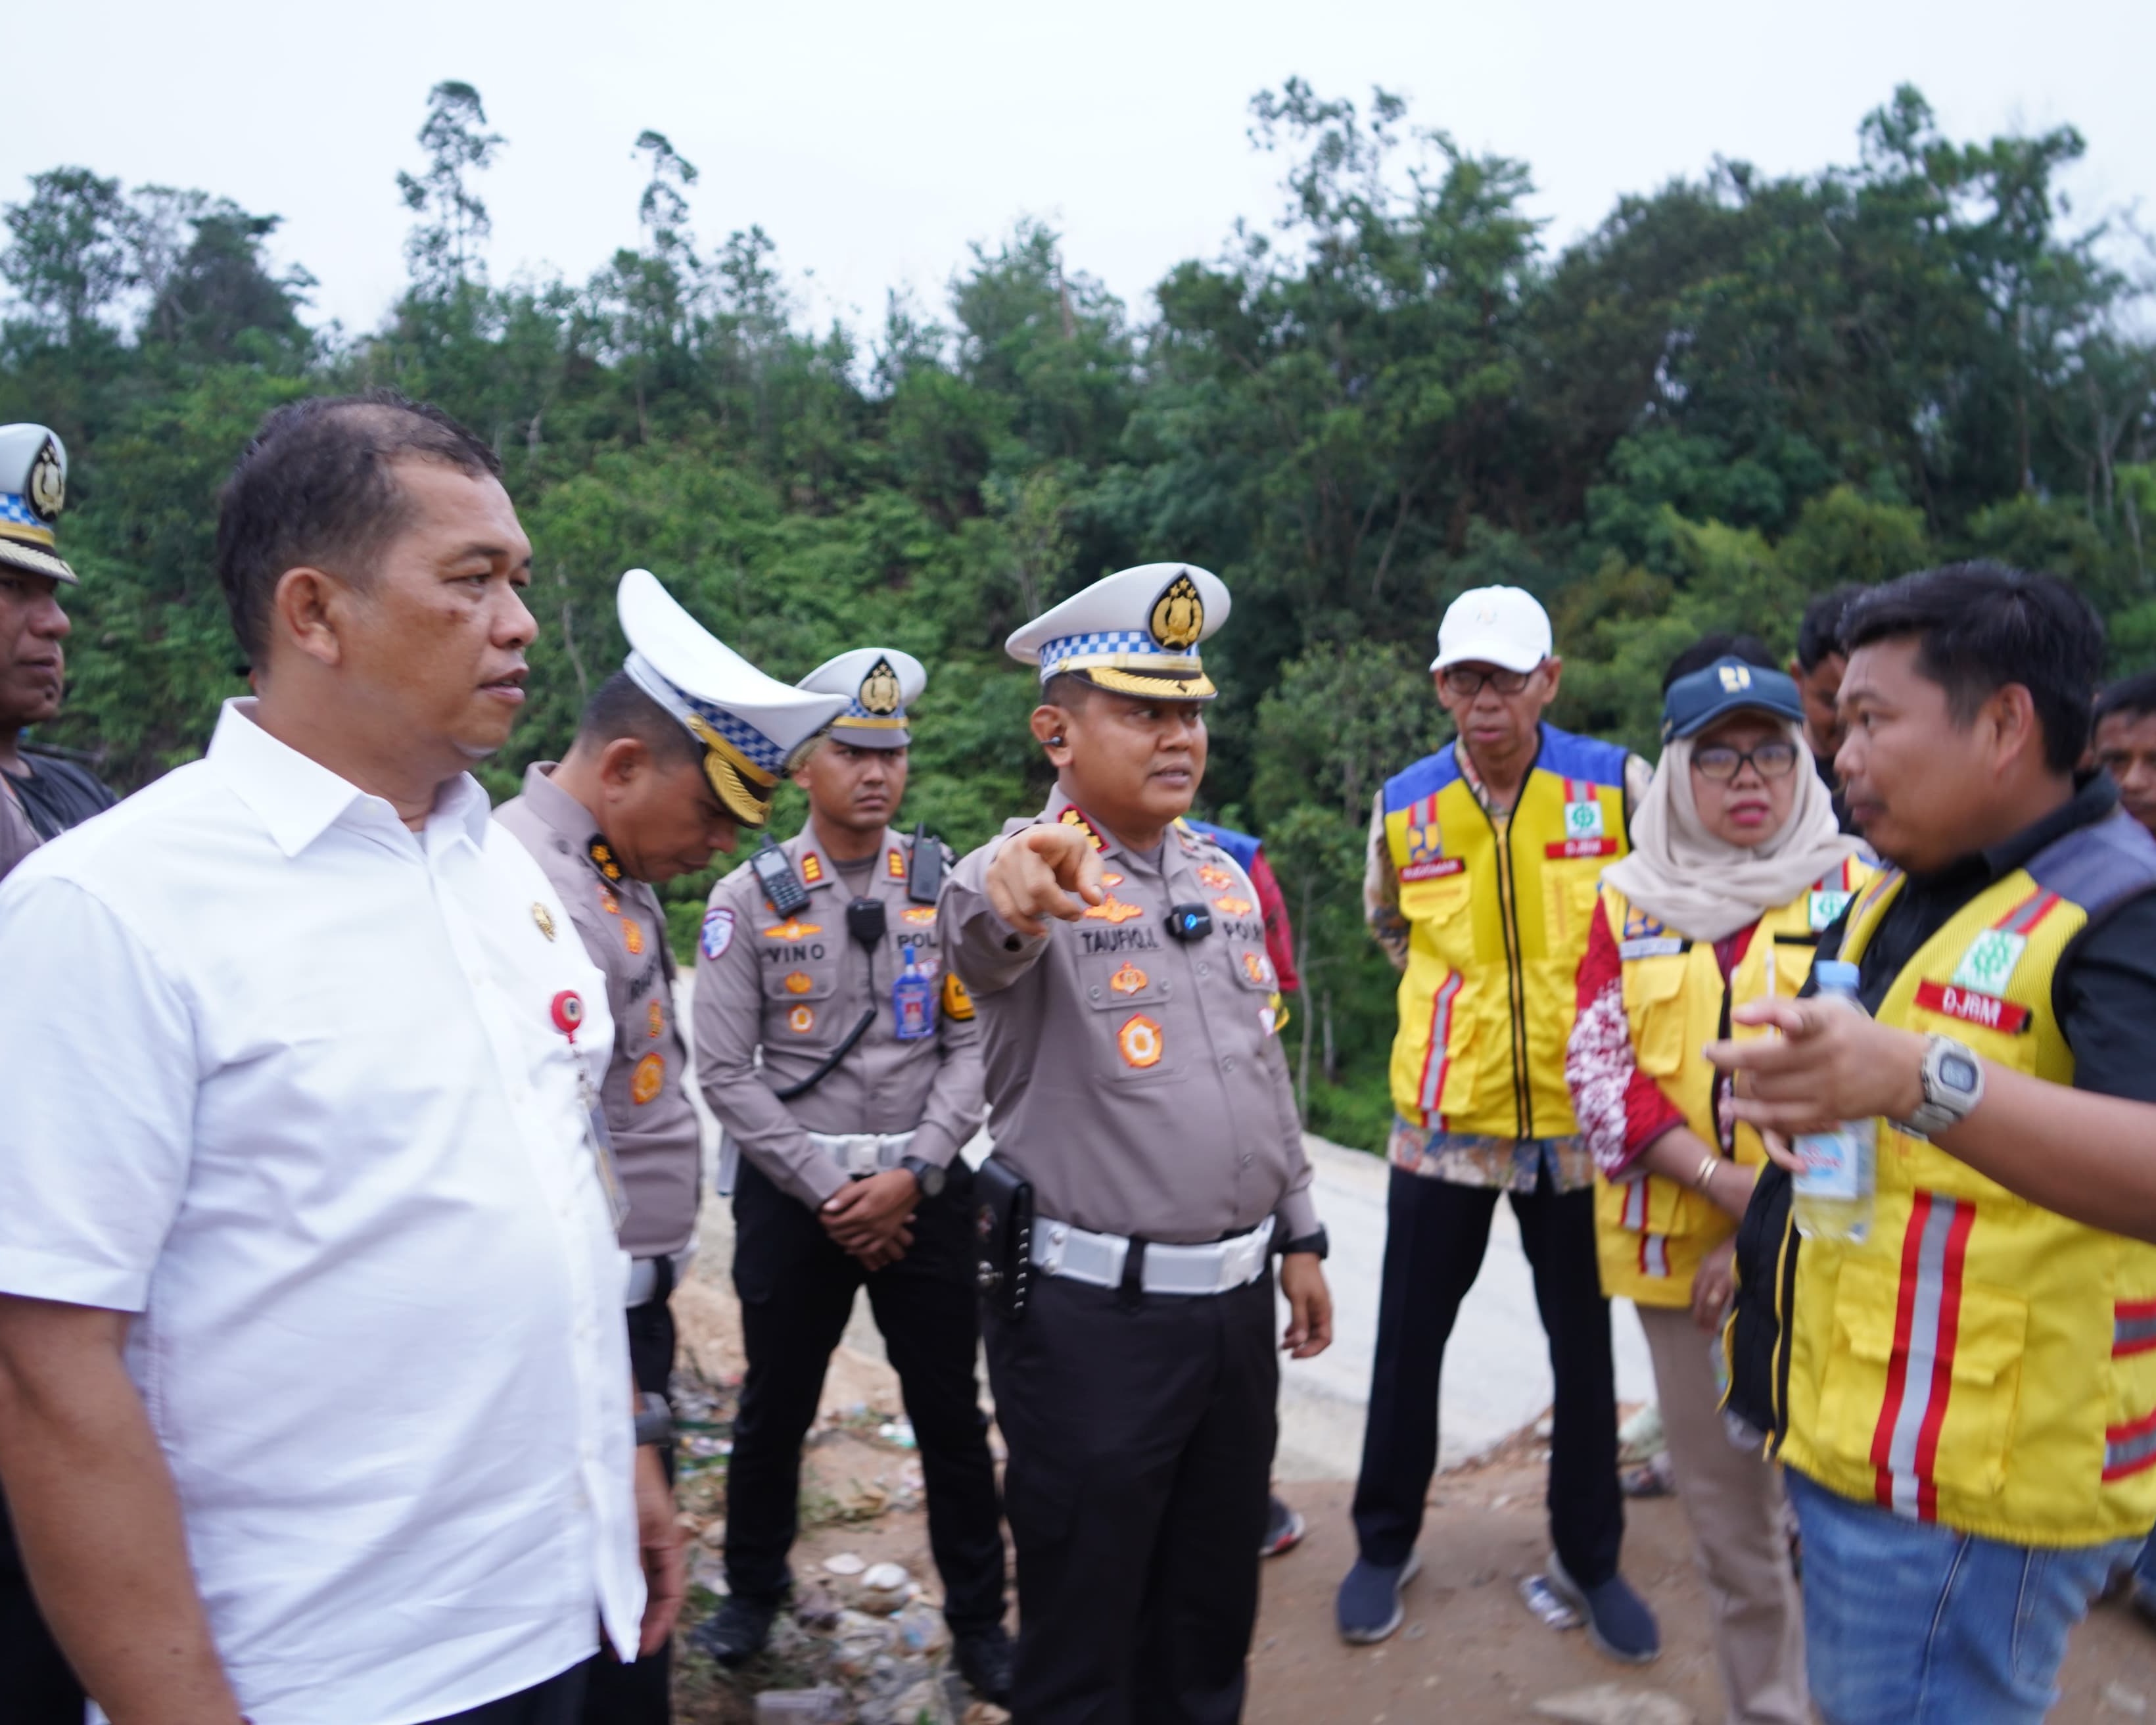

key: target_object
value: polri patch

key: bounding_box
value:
[701,907,738,960]
[1117,1013,1164,1069]
[630,1052,665,1105]
[787,1004,816,1034]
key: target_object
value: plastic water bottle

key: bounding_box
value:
[1790,959,1876,1243]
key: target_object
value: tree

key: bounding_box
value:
[397,81,503,293]
[2,168,131,341]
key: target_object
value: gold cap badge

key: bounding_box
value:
[1149,573,1204,651]
[531,902,557,941]
[28,439,64,520]
[858,655,903,715]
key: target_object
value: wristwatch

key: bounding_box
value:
[1893,1033,1986,1141]
[900,1154,947,1199]
[634,1390,673,1448]
[1278,1225,1330,1261]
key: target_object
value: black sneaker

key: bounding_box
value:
[952,1622,1014,1705]
[695,1593,778,1666]
[1544,1553,1660,1666]
[1261,1494,1307,1558]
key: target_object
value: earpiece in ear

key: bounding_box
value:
[1049,735,1064,747]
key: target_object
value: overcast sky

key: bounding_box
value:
[9,0,2154,341]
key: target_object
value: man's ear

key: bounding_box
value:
[1031,703,1074,766]
[1984,684,2043,772]
[270,567,349,669]
[1539,656,1564,704]
[597,734,649,789]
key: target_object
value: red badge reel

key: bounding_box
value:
[551,989,585,1044]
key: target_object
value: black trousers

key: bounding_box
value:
[429,1662,589,1724]
[985,1271,1277,1725]
[726,1160,1006,1633]
[1351,1166,1624,1586]
[0,1490,82,1725]
[580,1281,677,1725]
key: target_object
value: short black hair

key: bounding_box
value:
[2096,672,2156,729]
[215,390,502,663]
[1796,584,1867,671]
[1039,671,1100,711]
[1840,563,2104,774]
[1661,632,1778,693]
[573,670,701,768]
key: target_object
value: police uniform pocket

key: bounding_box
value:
[1084,957,1181,1081]
[1815,1255,2028,1502]
[760,953,839,1004]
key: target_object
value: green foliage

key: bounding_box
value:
[10,78,2156,1141]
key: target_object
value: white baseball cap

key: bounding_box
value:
[1431,586,1553,674]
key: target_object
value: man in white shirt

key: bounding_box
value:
[0,391,684,1725]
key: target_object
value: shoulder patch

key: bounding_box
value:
[700,906,737,960]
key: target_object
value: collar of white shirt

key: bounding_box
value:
[208,696,494,859]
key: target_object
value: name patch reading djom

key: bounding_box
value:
[1545,838,1619,860]
[1913,980,2030,1035]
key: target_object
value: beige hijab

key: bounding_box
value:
[1603,718,1863,943]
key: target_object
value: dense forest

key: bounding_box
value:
[7,79,2155,1144]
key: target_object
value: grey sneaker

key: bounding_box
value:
[1335,1551,1422,1644]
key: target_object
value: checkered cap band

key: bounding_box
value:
[844,697,908,722]
[1037,629,1200,683]
[687,700,787,772]
[0,492,42,528]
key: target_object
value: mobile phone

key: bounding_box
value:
[751,836,808,915]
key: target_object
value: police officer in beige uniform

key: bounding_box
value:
[945,563,1334,1725]
[695,647,1010,1703]
[496,568,848,1725]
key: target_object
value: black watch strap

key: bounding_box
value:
[901,1154,946,1197]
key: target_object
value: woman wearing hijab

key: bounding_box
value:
[1565,643,1869,1725]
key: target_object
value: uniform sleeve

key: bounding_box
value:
[2055,891,2156,1104]
[0,874,197,1310]
[1262,1031,1323,1241]
[1564,903,1685,1179]
[943,833,1051,996]
[910,888,987,1169]
[1364,790,1408,971]
[692,874,847,1210]
[0,784,36,881]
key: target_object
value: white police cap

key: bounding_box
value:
[1005,562,1230,701]
[797,647,926,750]
[0,423,74,585]
[616,568,849,826]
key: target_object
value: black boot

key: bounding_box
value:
[952,1622,1014,1705]
[695,1594,778,1666]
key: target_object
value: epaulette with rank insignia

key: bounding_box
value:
[1058,806,1107,851]
[586,837,625,884]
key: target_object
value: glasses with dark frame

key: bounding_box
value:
[1692,740,1802,782]
[1440,664,1537,697]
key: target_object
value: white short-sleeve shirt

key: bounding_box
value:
[0,701,644,1724]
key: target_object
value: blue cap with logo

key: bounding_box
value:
[1662,655,1805,744]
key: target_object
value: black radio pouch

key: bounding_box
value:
[973,1154,1035,1321]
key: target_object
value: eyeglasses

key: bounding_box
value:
[1693,740,1802,782]
[1440,665,1535,697]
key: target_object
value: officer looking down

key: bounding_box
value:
[945,562,1333,1725]
[495,567,847,1724]
[694,646,1012,1706]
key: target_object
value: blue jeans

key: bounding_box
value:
[1789,1471,2140,1724]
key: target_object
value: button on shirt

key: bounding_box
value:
[944,792,1319,1245]
[696,826,985,1210]
[496,763,702,1257]
[0,701,642,1725]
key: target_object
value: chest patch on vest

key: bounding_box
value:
[1562,798,1605,840]
[1401,857,1464,882]
[1547,837,1619,860]
[1621,937,1685,960]
[1952,929,2027,995]
[1810,889,1852,931]
[1914,980,2030,1035]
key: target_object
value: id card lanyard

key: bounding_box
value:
[551,989,632,1234]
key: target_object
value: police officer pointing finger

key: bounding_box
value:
[947,563,1332,1725]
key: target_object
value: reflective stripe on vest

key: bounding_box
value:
[1869,1189,1977,1521]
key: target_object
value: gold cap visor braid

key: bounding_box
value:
[0,535,76,585]
[687,715,781,826]
[1068,663,1217,702]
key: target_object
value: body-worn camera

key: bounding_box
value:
[1163,902,1213,942]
